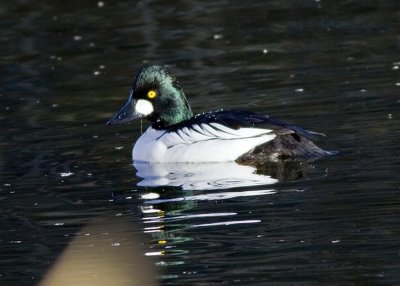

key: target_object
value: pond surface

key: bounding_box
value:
[1,0,400,285]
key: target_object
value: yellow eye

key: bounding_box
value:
[147,90,157,99]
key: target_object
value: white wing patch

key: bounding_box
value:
[167,123,273,144]
[132,123,276,162]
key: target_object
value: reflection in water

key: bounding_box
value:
[142,189,276,204]
[134,161,280,190]
[134,160,310,190]
[137,186,274,279]
[133,161,309,281]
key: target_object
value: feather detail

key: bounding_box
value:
[132,110,335,163]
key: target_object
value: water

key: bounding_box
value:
[1,0,400,285]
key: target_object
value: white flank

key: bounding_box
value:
[132,123,276,162]
[135,99,154,116]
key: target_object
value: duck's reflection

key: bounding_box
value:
[134,160,308,190]
[121,161,308,282]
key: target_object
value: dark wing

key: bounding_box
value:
[166,109,335,161]
[168,109,324,139]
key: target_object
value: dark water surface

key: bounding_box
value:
[1,0,400,285]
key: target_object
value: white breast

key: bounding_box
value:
[132,123,276,162]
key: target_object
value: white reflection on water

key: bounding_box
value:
[134,162,280,266]
[191,220,261,228]
[134,161,278,190]
[143,189,276,205]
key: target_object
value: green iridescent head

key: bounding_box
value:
[107,66,193,129]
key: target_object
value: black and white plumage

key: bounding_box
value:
[132,110,332,163]
[107,66,335,163]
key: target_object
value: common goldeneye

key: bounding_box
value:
[107,66,335,163]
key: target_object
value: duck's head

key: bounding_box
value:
[107,66,193,129]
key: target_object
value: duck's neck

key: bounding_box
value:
[149,87,193,130]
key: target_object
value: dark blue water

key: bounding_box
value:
[1,1,400,285]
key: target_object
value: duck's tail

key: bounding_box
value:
[237,133,338,163]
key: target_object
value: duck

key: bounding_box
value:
[107,65,335,163]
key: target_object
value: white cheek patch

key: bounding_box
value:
[135,99,154,116]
